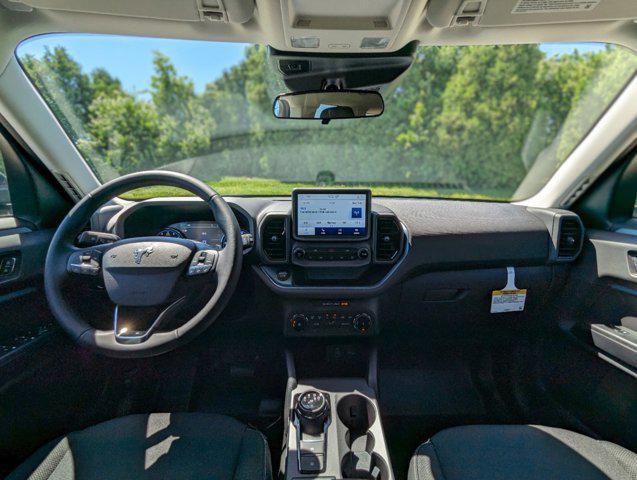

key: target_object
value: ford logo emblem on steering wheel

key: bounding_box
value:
[133,245,154,264]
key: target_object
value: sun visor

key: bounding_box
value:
[426,0,637,28]
[2,0,256,24]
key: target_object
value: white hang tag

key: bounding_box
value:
[491,267,527,313]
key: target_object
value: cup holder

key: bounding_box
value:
[338,395,388,479]
[337,394,376,434]
[341,452,389,480]
[346,430,375,452]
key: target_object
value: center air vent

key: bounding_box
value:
[375,216,402,262]
[557,216,583,259]
[261,215,288,262]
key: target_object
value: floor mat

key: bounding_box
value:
[380,364,485,417]
[187,336,287,469]
[378,345,518,479]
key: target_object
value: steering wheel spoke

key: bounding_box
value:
[114,297,186,344]
[66,243,110,276]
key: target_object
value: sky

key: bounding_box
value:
[17,34,608,96]
[18,35,249,94]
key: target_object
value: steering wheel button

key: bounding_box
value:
[79,264,99,276]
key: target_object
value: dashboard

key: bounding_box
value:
[102,191,584,280]
[97,189,584,338]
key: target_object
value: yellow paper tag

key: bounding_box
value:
[491,289,527,313]
[491,267,527,313]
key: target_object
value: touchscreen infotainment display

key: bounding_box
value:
[294,190,370,239]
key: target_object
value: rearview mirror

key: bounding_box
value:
[273,90,384,123]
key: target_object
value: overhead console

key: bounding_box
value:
[277,0,428,53]
[268,43,416,93]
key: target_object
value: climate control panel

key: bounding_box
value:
[287,311,374,337]
[290,241,372,267]
[293,246,369,262]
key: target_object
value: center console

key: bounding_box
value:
[273,190,398,478]
[283,353,394,480]
[256,188,407,337]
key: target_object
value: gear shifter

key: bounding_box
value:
[295,390,329,435]
[295,390,330,473]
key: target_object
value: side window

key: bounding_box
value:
[0,151,11,217]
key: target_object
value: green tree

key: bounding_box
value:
[41,46,93,122]
[19,41,637,198]
[80,92,160,172]
[149,52,216,162]
[20,48,92,143]
[91,68,124,98]
[151,52,196,119]
[396,45,544,189]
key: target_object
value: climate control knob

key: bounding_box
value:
[353,313,372,334]
[291,314,307,332]
[357,248,370,260]
[294,248,306,259]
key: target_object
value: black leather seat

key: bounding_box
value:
[408,425,637,480]
[8,413,272,480]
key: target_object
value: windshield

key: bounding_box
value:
[16,35,637,200]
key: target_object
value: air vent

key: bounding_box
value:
[557,217,583,259]
[54,172,83,202]
[262,215,287,262]
[375,216,402,262]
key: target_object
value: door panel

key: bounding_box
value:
[0,221,55,357]
[540,232,637,451]
[0,128,110,475]
[585,230,637,370]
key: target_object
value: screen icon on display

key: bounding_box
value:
[351,207,362,219]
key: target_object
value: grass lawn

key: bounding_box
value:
[120,176,510,201]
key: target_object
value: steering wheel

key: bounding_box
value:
[44,171,243,358]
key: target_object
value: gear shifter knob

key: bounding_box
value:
[296,390,329,435]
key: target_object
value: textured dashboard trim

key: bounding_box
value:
[103,197,565,292]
